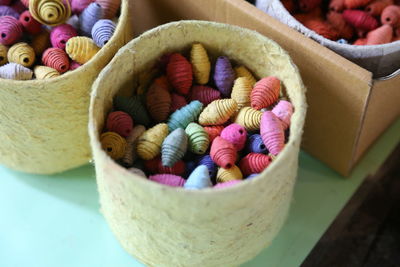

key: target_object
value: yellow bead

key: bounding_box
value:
[31,30,50,55]
[0,44,8,66]
[199,99,238,126]
[216,165,243,183]
[235,65,257,87]
[137,123,169,160]
[7,43,36,68]
[66,36,100,64]
[233,107,263,131]
[231,77,253,109]
[29,0,71,26]
[190,43,210,85]
[33,65,60,79]
[121,125,146,167]
[100,131,127,160]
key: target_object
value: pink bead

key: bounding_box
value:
[214,180,241,189]
[20,0,29,7]
[189,85,221,105]
[0,16,23,46]
[239,153,271,177]
[71,0,95,14]
[149,174,186,187]
[69,61,81,70]
[170,93,187,112]
[220,123,247,151]
[106,111,133,137]
[271,100,294,130]
[210,136,237,169]
[42,48,70,73]
[19,11,42,35]
[260,111,285,156]
[50,24,78,50]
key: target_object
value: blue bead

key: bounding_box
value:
[246,173,259,179]
[337,39,348,44]
[246,134,268,154]
[184,165,212,189]
[196,155,217,178]
[184,161,196,178]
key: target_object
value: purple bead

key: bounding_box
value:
[91,19,116,47]
[79,2,103,36]
[213,56,235,97]
[184,161,196,178]
[0,6,19,19]
[246,134,268,154]
[246,173,259,179]
[196,155,217,178]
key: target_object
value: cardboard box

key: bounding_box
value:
[131,0,400,176]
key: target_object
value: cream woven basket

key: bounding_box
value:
[89,21,307,267]
[0,0,133,174]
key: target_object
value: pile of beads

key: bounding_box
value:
[0,0,121,80]
[100,43,294,189]
[284,0,400,45]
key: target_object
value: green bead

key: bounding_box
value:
[167,100,203,132]
[185,122,209,155]
[114,95,151,127]
[162,128,188,167]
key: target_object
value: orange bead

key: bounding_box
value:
[166,53,193,95]
[299,0,322,12]
[327,12,354,40]
[365,0,394,17]
[366,24,393,45]
[210,136,237,169]
[251,76,281,110]
[353,38,368,45]
[204,125,224,142]
[294,8,323,24]
[239,153,271,177]
[281,0,296,13]
[146,76,172,122]
[303,19,340,40]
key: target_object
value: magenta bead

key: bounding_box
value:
[272,100,293,130]
[50,24,78,49]
[71,0,94,14]
[0,16,23,46]
[69,61,81,70]
[149,174,186,187]
[214,180,241,189]
[220,123,247,151]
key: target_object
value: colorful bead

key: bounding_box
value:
[0,16,23,46]
[113,95,151,127]
[96,0,121,19]
[66,36,99,64]
[31,30,50,55]
[29,0,71,26]
[233,107,262,131]
[381,5,400,27]
[260,111,285,156]
[327,12,354,40]
[329,0,345,12]
[127,167,146,178]
[366,24,393,45]
[366,0,393,17]
[196,154,217,178]
[146,76,172,122]
[91,19,116,47]
[198,99,238,126]
[50,24,78,50]
[190,42,210,85]
[20,0,30,8]
[19,11,43,35]
[272,100,293,130]
[184,165,212,190]
[251,76,281,110]
[100,131,127,160]
[167,100,203,132]
[144,157,185,176]
[0,44,8,66]
[189,85,221,106]
[299,0,322,12]
[13,1,27,13]
[71,0,94,14]
[185,122,209,155]
[0,6,20,19]
[214,179,241,188]
[246,134,268,154]
[216,165,243,183]
[33,65,60,79]
[234,65,256,87]
[239,153,271,176]
[303,19,340,40]
[210,136,237,169]
[106,111,133,137]
[220,123,247,151]
[149,174,185,187]
[69,60,81,70]
[204,125,224,143]
[7,42,36,67]
[162,128,188,167]
[170,93,187,112]
[342,9,379,31]
[214,56,235,97]
[42,47,69,73]
[166,53,193,95]
[345,0,374,9]
[79,2,103,36]
[121,125,146,167]
[136,123,168,160]
[231,77,253,109]
[0,62,32,80]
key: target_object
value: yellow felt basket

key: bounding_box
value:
[89,21,307,267]
[0,0,133,174]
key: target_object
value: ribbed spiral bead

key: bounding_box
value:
[239,153,271,177]
[71,0,94,14]
[166,53,193,95]
[231,77,253,109]
[327,12,354,40]
[121,125,145,167]
[233,107,262,131]
[136,123,169,161]
[189,85,221,106]
[184,165,212,190]
[0,16,23,46]
[210,136,237,169]
[91,19,115,47]
[42,47,69,73]
[381,5,400,27]
[272,100,294,130]
[220,123,247,151]
[50,23,77,49]
[113,95,151,127]
[196,154,217,178]
[7,42,36,67]
[161,128,188,167]
[29,0,71,26]
[167,100,203,132]
[234,65,256,87]
[342,9,378,31]
[214,56,235,97]
[146,76,172,122]
[216,165,243,183]
[33,65,60,79]
[96,0,120,19]
[260,111,285,156]
[0,5,20,19]
[198,99,238,126]
[251,76,281,110]
[19,11,42,35]
[100,131,127,160]
[246,134,268,154]
[144,157,185,176]
[366,24,393,45]
[66,36,99,64]
[190,42,210,85]
[0,62,32,80]
[31,30,50,55]
[170,93,187,112]
[0,44,8,66]
[185,122,210,155]
[106,111,133,138]
[79,2,102,36]
[366,0,393,17]
[149,174,185,187]
[204,125,224,142]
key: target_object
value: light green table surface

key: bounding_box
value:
[1,119,399,267]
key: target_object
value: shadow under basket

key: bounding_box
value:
[0,0,133,175]
[89,21,307,267]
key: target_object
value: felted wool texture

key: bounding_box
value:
[89,21,307,267]
[0,0,133,174]
[256,0,400,78]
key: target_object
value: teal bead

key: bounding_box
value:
[162,128,188,167]
[167,100,203,132]
[184,165,212,190]
[114,95,151,127]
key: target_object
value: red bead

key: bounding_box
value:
[189,85,221,105]
[239,153,271,177]
[106,111,134,137]
[170,93,187,112]
[299,0,322,12]
[343,9,379,31]
[19,11,42,35]
[42,48,70,73]
[210,136,237,169]
[251,76,281,110]
[144,157,185,176]
[166,53,193,95]
[204,126,224,142]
